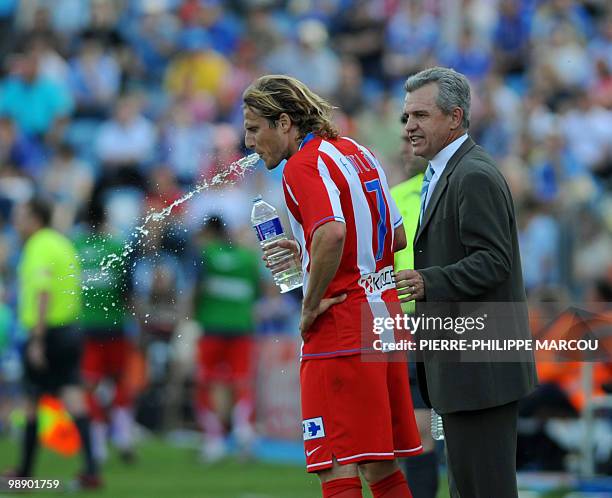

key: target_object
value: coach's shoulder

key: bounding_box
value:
[456,146,505,184]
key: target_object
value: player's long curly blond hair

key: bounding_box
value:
[242,75,339,140]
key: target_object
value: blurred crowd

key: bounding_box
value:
[0,0,610,472]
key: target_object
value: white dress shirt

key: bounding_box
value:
[422,133,469,213]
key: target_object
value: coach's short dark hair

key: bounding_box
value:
[26,198,52,226]
[405,67,471,129]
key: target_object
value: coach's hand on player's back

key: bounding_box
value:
[300,294,347,340]
[262,239,301,275]
[395,269,425,302]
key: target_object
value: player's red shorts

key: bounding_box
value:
[81,336,134,382]
[301,353,422,472]
[197,335,254,383]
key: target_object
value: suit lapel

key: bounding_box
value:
[414,137,476,243]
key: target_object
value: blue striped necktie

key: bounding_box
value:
[419,163,434,224]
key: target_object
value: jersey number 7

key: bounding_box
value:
[365,179,387,262]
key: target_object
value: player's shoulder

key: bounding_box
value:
[284,137,325,179]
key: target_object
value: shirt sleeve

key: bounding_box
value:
[283,155,345,244]
[388,194,403,229]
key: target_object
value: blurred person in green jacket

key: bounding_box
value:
[74,200,135,464]
[193,215,261,462]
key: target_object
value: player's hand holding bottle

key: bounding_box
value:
[262,239,301,276]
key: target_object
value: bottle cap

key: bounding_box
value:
[253,195,263,202]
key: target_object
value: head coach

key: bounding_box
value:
[395,67,538,498]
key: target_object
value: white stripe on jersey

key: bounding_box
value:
[285,179,299,206]
[318,140,375,280]
[317,156,344,220]
[343,137,403,229]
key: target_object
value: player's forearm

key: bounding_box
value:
[393,224,407,252]
[33,291,50,339]
[303,222,346,310]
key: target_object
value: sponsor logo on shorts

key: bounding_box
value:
[358,266,396,295]
[303,417,325,441]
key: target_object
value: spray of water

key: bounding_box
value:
[87,153,260,285]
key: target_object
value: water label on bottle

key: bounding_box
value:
[254,218,284,241]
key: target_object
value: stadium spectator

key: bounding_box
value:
[16,0,90,38]
[330,0,387,86]
[0,117,46,178]
[0,0,16,59]
[179,0,241,57]
[242,5,281,61]
[14,5,59,50]
[122,0,179,83]
[27,34,70,90]
[332,56,366,124]
[264,19,340,99]
[518,198,562,292]
[395,67,537,498]
[356,93,404,172]
[193,215,260,462]
[95,94,157,169]
[438,27,491,83]
[384,0,439,87]
[0,48,73,138]
[560,91,612,180]
[41,142,93,232]
[591,58,612,109]
[68,33,122,119]
[158,100,215,186]
[492,0,531,76]
[244,75,422,498]
[82,0,123,49]
[589,13,612,71]
[7,198,100,489]
[164,27,231,99]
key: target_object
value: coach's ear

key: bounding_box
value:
[277,113,292,133]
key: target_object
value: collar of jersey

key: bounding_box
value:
[298,132,316,151]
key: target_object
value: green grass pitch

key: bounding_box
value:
[0,437,570,497]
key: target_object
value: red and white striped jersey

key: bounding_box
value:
[282,134,403,359]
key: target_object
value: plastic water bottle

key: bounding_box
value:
[251,195,303,293]
[431,409,444,441]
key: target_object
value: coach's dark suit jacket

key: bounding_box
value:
[414,136,537,414]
